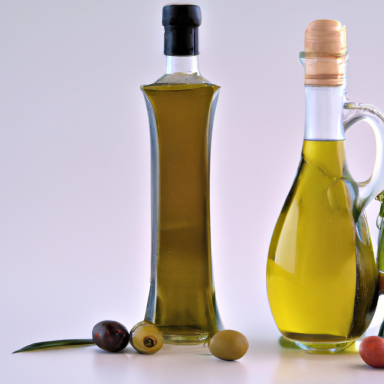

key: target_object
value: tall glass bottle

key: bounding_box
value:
[267,20,384,353]
[141,4,222,345]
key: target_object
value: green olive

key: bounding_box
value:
[130,321,164,354]
[208,330,249,361]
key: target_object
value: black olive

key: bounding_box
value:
[92,320,130,352]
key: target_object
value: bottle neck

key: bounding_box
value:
[165,56,200,75]
[304,85,346,141]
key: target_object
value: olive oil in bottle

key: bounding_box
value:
[142,5,222,344]
[267,20,384,353]
[267,140,378,350]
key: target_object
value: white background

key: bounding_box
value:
[2,0,384,383]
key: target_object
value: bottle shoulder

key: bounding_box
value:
[141,80,220,93]
[142,72,219,87]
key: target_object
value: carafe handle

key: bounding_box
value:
[343,102,384,212]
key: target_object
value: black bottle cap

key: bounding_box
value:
[162,4,202,56]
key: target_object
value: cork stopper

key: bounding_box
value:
[304,20,347,86]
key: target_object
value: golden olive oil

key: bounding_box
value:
[267,140,378,351]
[142,83,221,344]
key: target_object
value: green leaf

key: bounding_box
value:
[378,320,384,338]
[12,339,94,354]
[376,190,384,203]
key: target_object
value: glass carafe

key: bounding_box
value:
[141,5,222,345]
[267,20,384,353]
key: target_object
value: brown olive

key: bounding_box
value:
[92,320,130,352]
[208,330,249,361]
[359,336,384,368]
[130,321,164,354]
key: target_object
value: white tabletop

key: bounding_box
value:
[3,335,383,384]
